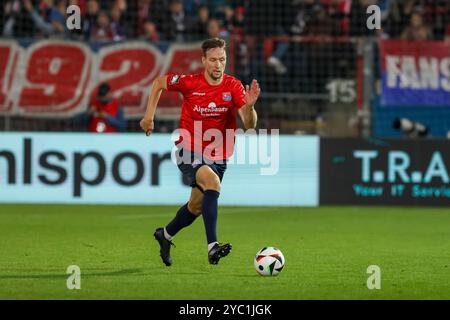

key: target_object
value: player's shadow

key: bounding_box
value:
[0,268,143,280]
[228,274,259,278]
[168,271,210,276]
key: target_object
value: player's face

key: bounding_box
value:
[202,47,226,81]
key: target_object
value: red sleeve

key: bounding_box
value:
[166,74,189,94]
[232,79,247,109]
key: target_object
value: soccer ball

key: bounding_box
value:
[254,247,285,276]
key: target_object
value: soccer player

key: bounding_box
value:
[139,38,260,265]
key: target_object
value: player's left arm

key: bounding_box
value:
[238,79,260,130]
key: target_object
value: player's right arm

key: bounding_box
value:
[140,75,168,136]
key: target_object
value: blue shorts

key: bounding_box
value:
[175,148,227,190]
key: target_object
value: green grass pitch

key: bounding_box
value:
[1,204,450,299]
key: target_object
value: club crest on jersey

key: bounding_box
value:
[222,92,232,101]
[170,75,180,85]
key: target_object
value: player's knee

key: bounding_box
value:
[188,201,202,216]
[196,166,221,192]
[202,175,221,192]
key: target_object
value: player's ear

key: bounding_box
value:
[201,55,206,65]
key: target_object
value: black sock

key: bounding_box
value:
[202,190,220,245]
[165,203,197,237]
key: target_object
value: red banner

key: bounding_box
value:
[0,40,203,118]
[0,41,19,114]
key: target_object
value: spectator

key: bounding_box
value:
[161,0,191,41]
[3,0,35,38]
[206,18,229,39]
[421,0,449,40]
[21,0,53,37]
[232,5,245,35]
[87,83,126,133]
[113,0,126,12]
[232,6,254,84]
[304,2,342,116]
[140,20,160,42]
[147,0,168,37]
[306,3,342,37]
[135,0,152,37]
[219,5,235,34]
[37,0,55,16]
[322,0,352,34]
[110,4,126,41]
[83,0,100,40]
[90,11,115,41]
[48,0,68,35]
[289,0,316,36]
[13,0,67,38]
[245,0,291,75]
[384,0,440,39]
[401,11,433,41]
[181,0,197,16]
[378,0,393,21]
[191,5,209,40]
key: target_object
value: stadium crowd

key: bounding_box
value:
[1,0,449,135]
[1,0,449,42]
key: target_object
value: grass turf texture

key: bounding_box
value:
[0,204,449,299]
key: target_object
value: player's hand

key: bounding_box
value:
[140,117,154,136]
[244,79,261,108]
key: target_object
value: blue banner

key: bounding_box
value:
[379,40,450,107]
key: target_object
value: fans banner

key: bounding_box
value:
[379,40,450,107]
[0,40,203,118]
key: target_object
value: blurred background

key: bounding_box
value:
[1,0,449,138]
